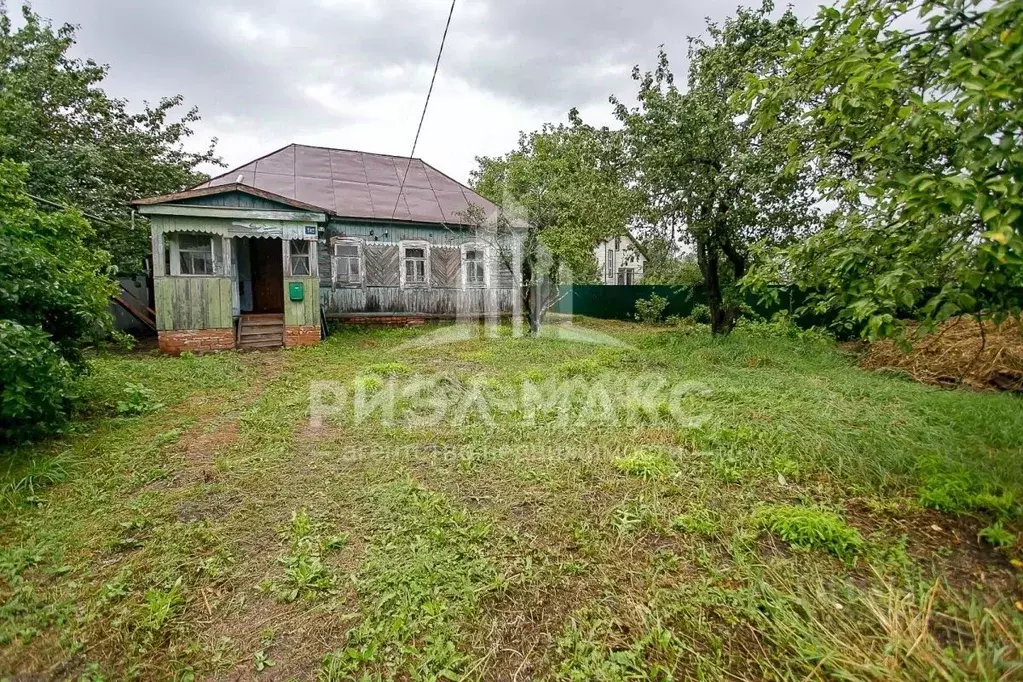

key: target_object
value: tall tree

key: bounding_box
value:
[744,0,1023,339]
[613,3,818,334]
[469,112,637,333]
[0,5,221,272]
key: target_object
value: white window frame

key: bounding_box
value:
[460,242,489,290]
[176,233,216,277]
[400,240,430,288]
[284,238,318,278]
[331,237,364,286]
[606,248,615,281]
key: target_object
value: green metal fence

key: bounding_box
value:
[552,284,812,323]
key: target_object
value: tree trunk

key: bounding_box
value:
[697,239,732,335]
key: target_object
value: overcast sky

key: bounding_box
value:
[20,0,827,184]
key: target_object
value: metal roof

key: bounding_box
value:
[191,143,496,226]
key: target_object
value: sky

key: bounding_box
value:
[19,0,827,185]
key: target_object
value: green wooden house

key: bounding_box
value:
[134,144,512,354]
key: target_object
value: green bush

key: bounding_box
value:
[755,504,864,560]
[0,160,115,443]
[689,303,711,324]
[634,293,669,324]
[0,321,76,442]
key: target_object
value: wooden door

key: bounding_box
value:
[251,239,284,313]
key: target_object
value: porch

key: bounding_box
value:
[141,203,326,354]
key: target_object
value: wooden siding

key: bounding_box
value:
[328,220,477,244]
[154,277,233,330]
[177,191,295,211]
[284,277,320,326]
[322,287,515,316]
[430,247,460,288]
[364,244,400,287]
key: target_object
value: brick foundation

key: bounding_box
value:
[158,328,235,355]
[284,325,321,347]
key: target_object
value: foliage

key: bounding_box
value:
[0,160,115,442]
[268,509,342,603]
[613,2,819,335]
[634,294,670,324]
[635,237,704,286]
[978,522,1015,548]
[745,0,1023,340]
[116,384,164,417]
[755,504,864,559]
[0,160,115,363]
[688,304,711,325]
[613,450,675,479]
[0,321,76,442]
[0,6,220,272]
[470,112,638,333]
[918,472,1018,519]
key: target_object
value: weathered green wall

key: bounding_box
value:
[154,277,233,330]
[283,277,320,326]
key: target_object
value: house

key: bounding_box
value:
[594,233,646,285]
[133,143,516,354]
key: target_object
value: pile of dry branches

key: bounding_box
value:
[861,318,1023,391]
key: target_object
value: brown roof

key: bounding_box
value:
[190,143,496,226]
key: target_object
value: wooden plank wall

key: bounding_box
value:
[322,287,516,316]
[154,277,233,330]
[283,277,321,326]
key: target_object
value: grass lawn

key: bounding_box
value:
[2,318,1022,681]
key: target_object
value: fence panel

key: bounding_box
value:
[552,284,819,324]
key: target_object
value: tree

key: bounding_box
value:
[469,112,637,333]
[612,3,819,334]
[0,5,221,272]
[0,159,115,441]
[744,0,1023,339]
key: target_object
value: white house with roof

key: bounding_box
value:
[594,233,646,285]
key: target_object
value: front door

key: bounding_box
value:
[251,238,284,314]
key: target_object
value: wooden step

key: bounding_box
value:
[238,339,285,350]
[239,332,283,344]
[241,317,285,328]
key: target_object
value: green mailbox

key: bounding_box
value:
[288,281,305,302]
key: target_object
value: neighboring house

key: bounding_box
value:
[133,143,515,354]
[594,234,646,285]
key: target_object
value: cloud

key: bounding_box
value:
[18,0,826,181]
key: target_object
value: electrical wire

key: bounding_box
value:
[389,0,458,220]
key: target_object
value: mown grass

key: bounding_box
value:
[1,318,1022,680]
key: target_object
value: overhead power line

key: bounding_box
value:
[390,0,458,220]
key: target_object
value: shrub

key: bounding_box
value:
[0,321,76,442]
[635,293,670,324]
[0,161,115,443]
[689,303,711,324]
[755,504,864,559]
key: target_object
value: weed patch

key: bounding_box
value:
[755,505,864,559]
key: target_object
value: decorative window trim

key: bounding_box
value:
[399,240,430,288]
[331,237,364,287]
[460,242,490,290]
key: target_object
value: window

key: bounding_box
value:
[290,240,310,276]
[404,246,427,285]
[333,241,362,284]
[617,268,635,285]
[606,249,615,280]
[179,234,214,276]
[464,248,485,287]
